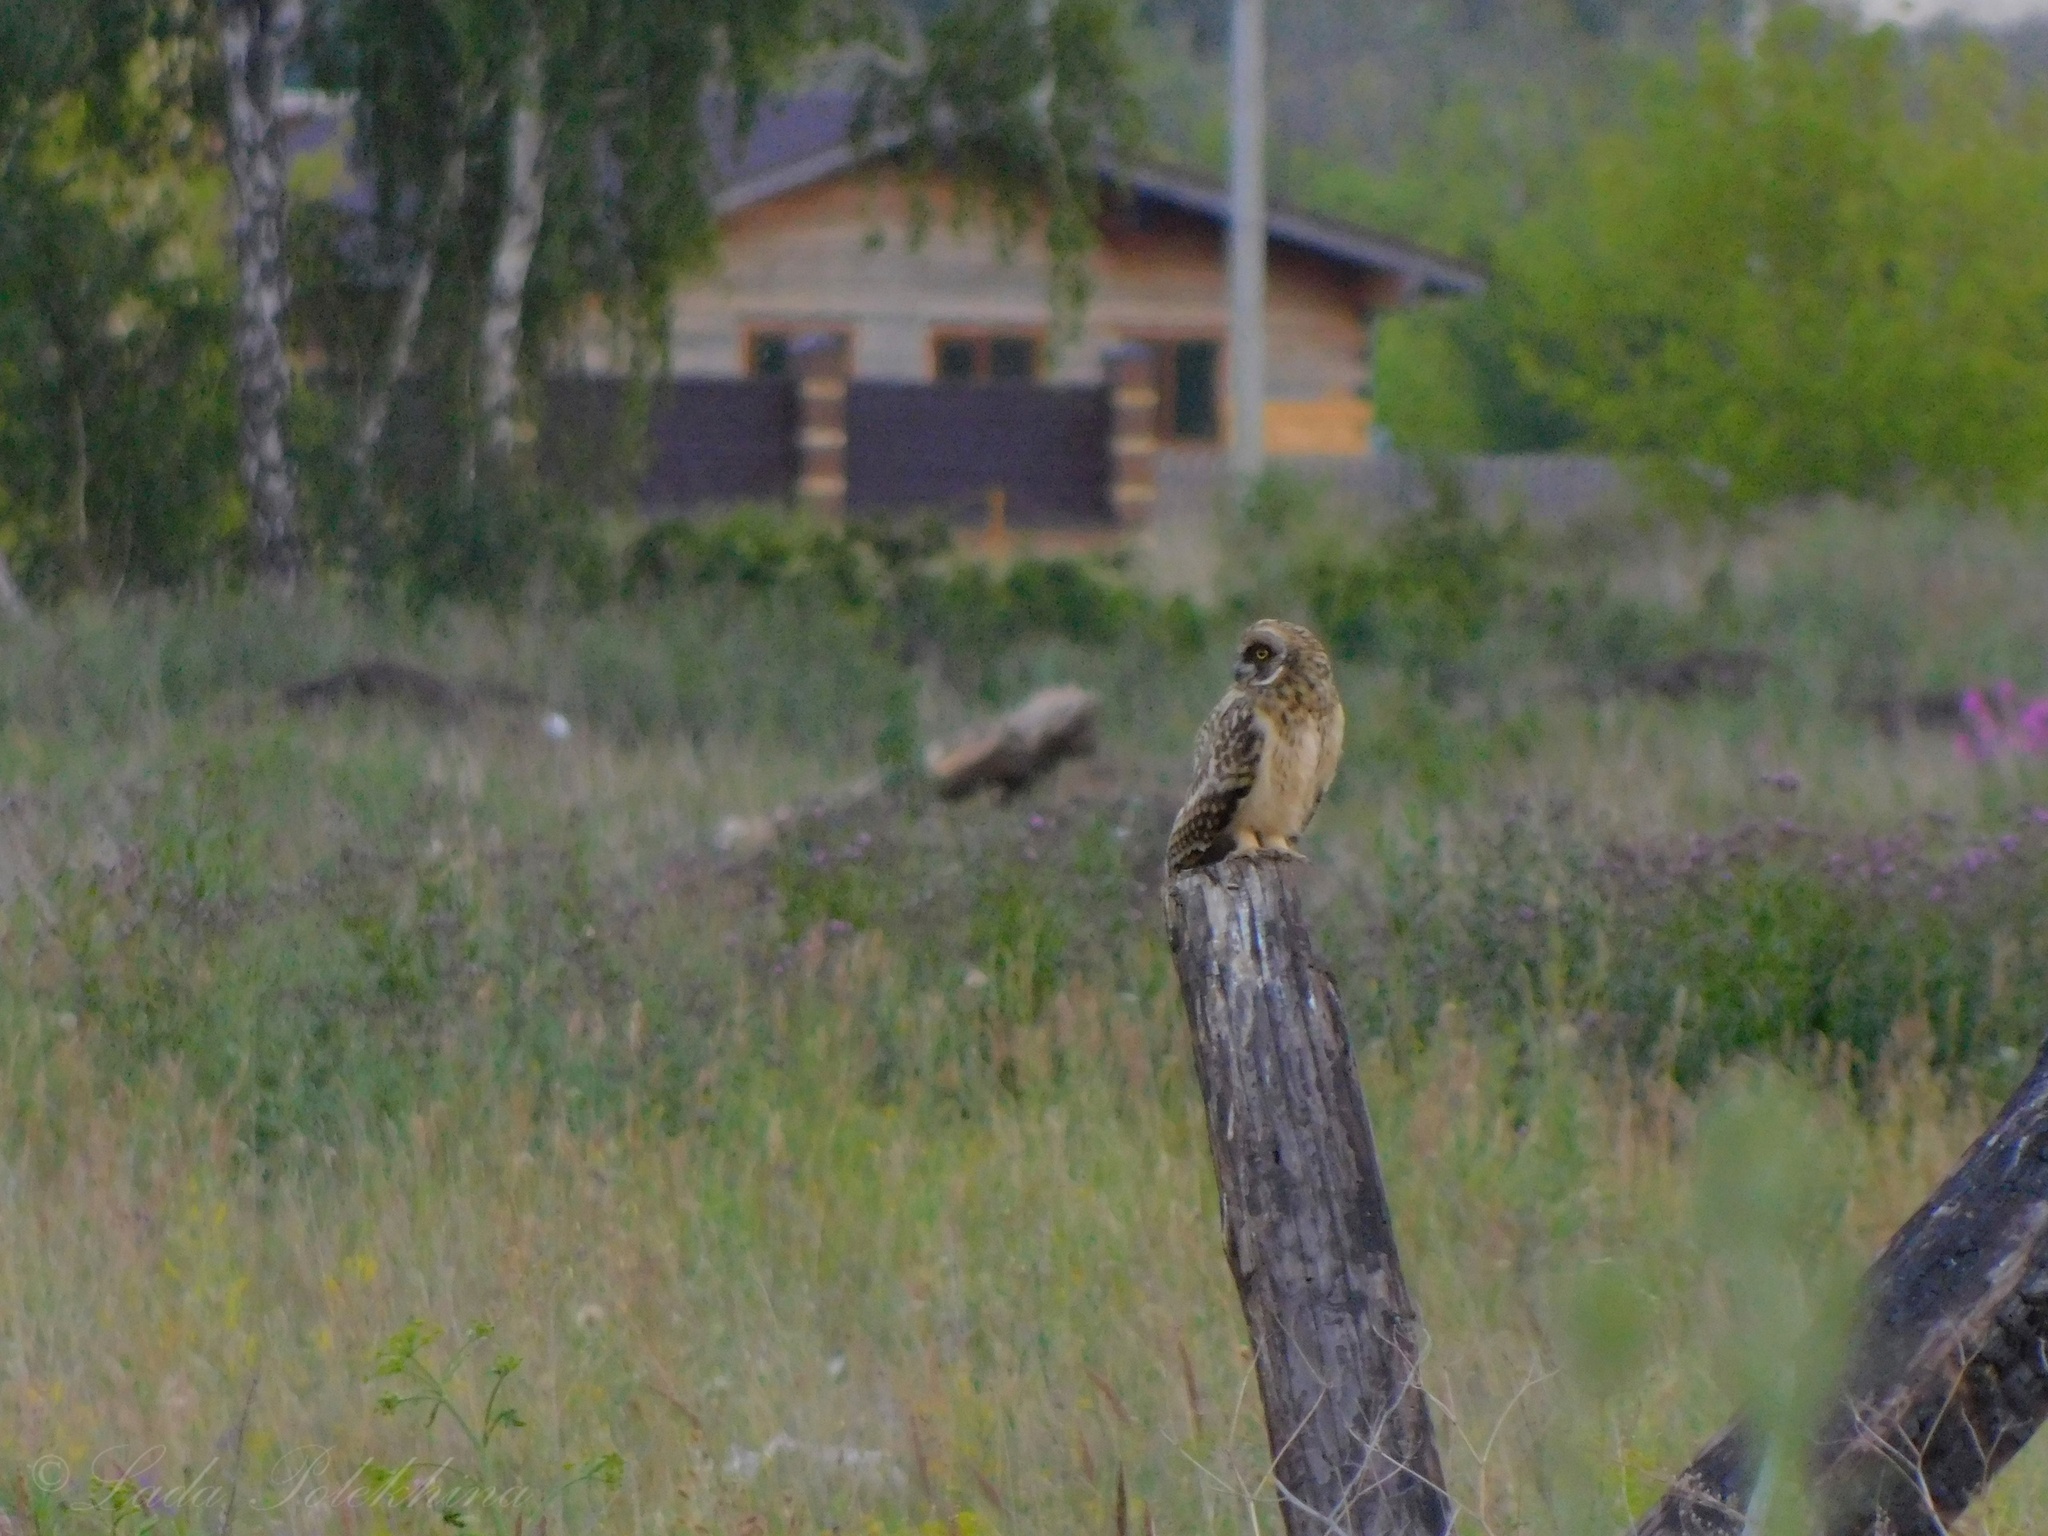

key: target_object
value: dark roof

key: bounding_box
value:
[1106,162,1484,298]
[289,86,1485,300]
[708,90,867,193]
[710,90,1485,299]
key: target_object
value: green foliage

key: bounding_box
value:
[1227,468,1523,691]
[626,510,1205,701]
[1335,807,2048,1090]
[864,0,1144,336]
[623,509,883,608]
[1304,475,1523,685]
[1509,9,2048,507]
[0,13,240,594]
[1284,85,1592,453]
[1373,299,1586,454]
[367,1318,622,1536]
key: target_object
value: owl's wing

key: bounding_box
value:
[1304,699,1346,827]
[1166,693,1263,874]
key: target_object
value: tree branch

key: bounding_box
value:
[1633,1036,2048,1535]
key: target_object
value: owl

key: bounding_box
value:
[1167,620,1345,875]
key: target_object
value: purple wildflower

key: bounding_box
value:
[1955,680,2048,760]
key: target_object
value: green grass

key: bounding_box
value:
[8,499,2048,1533]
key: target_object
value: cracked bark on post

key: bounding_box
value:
[219,0,303,586]
[1166,855,1451,1536]
[1632,1035,2048,1536]
[353,141,467,473]
[478,26,548,462]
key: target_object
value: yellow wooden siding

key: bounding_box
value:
[555,171,1373,404]
[1264,394,1374,457]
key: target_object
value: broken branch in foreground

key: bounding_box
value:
[1634,1035,2048,1535]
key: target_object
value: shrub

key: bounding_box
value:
[1277,466,1523,688]
[1324,805,2048,1088]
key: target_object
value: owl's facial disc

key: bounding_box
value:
[1234,628,1288,686]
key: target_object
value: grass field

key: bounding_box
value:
[7,494,2048,1534]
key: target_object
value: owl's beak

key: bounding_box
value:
[1233,659,1255,684]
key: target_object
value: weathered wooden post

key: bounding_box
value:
[1634,1034,2048,1536]
[1166,854,1452,1536]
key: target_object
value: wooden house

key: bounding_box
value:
[556,91,1482,480]
[289,86,1481,533]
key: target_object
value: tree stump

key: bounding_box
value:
[1166,854,1452,1536]
[1634,1035,2048,1535]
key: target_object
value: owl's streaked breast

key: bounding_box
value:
[1236,701,1323,840]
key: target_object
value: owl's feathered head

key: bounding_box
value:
[1233,620,1332,692]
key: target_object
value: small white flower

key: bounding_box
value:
[542,712,572,740]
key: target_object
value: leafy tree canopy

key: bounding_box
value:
[1508,8,2048,507]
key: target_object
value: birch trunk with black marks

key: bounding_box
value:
[1633,1035,2048,1535]
[352,140,467,473]
[219,0,304,585]
[1166,855,1451,1536]
[478,25,548,462]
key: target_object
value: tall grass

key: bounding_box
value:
[0,975,2035,1534]
[6,498,2048,1532]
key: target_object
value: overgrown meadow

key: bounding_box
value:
[7,492,2048,1534]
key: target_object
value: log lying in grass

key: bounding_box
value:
[282,659,539,720]
[1166,854,1452,1536]
[925,684,1097,801]
[284,658,467,716]
[713,686,1099,854]
[1633,1037,2048,1536]
[1623,648,1770,702]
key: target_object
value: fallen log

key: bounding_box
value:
[1634,1035,2048,1535]
[713,686,1098,854]
[1166,854,1451,1536]
[1623,648,1770,702]
[925,683,1097,801]
[282,658,540,719]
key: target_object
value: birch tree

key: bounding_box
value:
[217,0,304,584]
[477,19,547,460]
[316,0,1136,596]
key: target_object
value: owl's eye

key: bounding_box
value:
[1249,644,1273,664]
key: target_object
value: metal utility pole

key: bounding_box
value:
[1738,0,1769,57]
[1228,0,1266,483]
